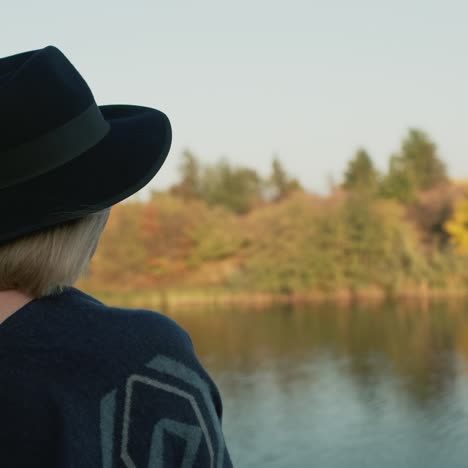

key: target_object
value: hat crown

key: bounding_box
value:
[0,45,95,153]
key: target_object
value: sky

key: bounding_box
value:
[2,1,468,197]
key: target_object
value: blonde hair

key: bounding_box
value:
[0,208,111,298]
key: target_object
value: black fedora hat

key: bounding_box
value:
[0,45,172,246]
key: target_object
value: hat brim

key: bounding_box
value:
[0,104,172,244]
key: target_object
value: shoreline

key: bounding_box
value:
[77,284,468,310]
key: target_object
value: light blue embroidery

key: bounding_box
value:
[100,389,117,468]
[146,355,225,468]
[148,418,202,468]
[99,354,224,468]
[121,375,213,468]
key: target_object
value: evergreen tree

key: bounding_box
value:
[381,129,448,203]
[342,148,379,193]
[400,129,447,190]
[380,153,417,203]
[380,129,447,203]
[267,155,302,201]
[170,149,202,200]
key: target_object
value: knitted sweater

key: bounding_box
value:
[0,286,233,467]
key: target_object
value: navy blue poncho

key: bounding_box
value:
[0,286,233,467]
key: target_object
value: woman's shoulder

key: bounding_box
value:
[70,287,196,362]
[0,287,197,378]
[71,288,226,422]
[1,286,214,399]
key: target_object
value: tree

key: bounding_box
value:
[380,129,447,203]
[444,185,468,254]
[200,158,263,214]
[267,155,302,202]
[169,149,202,200]
[408,184,462,249]
[400,129,447,190]
[379,153,417,203]
[342,148,379,193]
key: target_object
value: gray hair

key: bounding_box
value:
[0,208,111,298]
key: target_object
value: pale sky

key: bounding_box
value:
[2,1,468,197]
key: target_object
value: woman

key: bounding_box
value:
[0,45,233,467]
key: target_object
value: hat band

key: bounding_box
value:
[0,102,110,190]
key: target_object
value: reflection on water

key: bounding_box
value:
[163,301,468,468]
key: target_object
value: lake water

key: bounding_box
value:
[165,301,468,468]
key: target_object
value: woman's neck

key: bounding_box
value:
[0,290,34,325]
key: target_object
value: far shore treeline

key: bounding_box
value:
[78,128,468,305]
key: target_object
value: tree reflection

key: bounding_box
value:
[166,301,468,407]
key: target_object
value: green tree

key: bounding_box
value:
[400,129,447,190]
[169,149,202,200]
[267,155,303,201]
[342,148,379,193]
[380,153,417,203]
[200,158,263,214]
[380,129,447,203]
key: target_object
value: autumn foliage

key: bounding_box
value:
[77,130,468,297]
